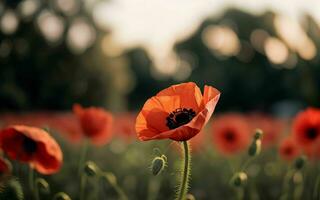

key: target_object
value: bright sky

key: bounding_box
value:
[92,0,320,63]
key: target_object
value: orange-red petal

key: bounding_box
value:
[156,82,203,113]
[136,83,220,141]
[0,125,62,174]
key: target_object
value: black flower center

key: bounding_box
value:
[166,108,196,130]
[306,127,318,140]
[224,131,235,142]
[22,136,37,154]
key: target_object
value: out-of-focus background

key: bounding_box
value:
[0,0,319,114]
[1,1,320,200]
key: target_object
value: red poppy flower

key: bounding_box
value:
[279,137,300,161]
[49,113,83,143]
[136,82,220,141]
[73,104,113,146]
[212,113,250,155]
[293,108,320,148]
[248,113,285,148]
[0,125,62,174]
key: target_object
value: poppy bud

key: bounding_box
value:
[186,193,196,200]
[248,139,261,157]
[0,178,24,200]
[53,192,72,200]
[230,172,247,187]
[84,161,99,177]
[253,129,263,140]
[151,155,167,176]
[36,178,50,193]
[294,156,306,170]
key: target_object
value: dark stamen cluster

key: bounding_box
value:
[166,108,196,130]
[224,131,235,142]
[23,136,37,154]
[306,127,318,140]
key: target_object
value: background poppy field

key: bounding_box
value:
[1,0,320,200]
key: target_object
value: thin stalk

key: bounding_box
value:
[29,167,40,200]
[102,172,128,200]
[78,140,89,200]
[176,141,191,200]
[236,187,244,200]
[29,167,34,193]
[313,174,320,200]
[280,169,294,200]
[241,157,255,172]
[79,174,87,200]
[78,139,89,175]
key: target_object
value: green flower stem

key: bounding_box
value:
[78,139,89,175]
[313,174,320,199]
[79,140,89,200]
[102,172,128,200]
[29,167,40,200]
[177,141,191,200]
[241,157,255,172]
[236,188,244,200]
[280,169,294,200]
[29,167,35,197]
[79,173,87,200]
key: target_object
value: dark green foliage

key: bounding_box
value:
[0,178,24,200]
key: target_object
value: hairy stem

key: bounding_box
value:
[177,141,191,200]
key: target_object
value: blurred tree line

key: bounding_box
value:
[0,1,319,114]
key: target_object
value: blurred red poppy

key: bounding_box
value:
[113,113,136,143]
[279,137,300,161]
[248,113,285,148]
[136,82,220,141]
[73,104,113,146]
[189,130,205,153]
[48,113,83,143]
[0,125,63,174]
[293,108,320,148]
[212,113,250,155]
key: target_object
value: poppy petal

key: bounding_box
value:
[156,82,203,112]
[136,96,180,140]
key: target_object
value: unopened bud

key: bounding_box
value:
[294,156,306,170]
[151,155,167,176]
[186,193,196,200]
[53,192,72,200]
[84,161,99,177]
[0,178,24,200]
[36,178,50,193]
[248,140,261,156]
[254,129,263,140]
[230,172,247,187]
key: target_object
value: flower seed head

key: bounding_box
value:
[84,161,99,177]
[231,172,247,187]
[254,129,263,140]
[294,156,307,170]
